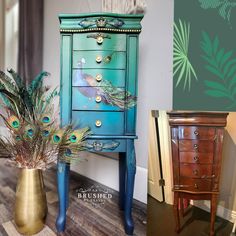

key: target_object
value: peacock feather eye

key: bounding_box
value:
[15,135,21,141]
[69,131,82,143]
[7,116,20,130]
[65,148,72,157]
[41,115,51,124]
[53,135,61,143]
[52,130,63,144]
[42,130,50,137]
[27,128,34,137]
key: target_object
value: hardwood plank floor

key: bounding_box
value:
[0,160,146,236]
[147,196,234,236]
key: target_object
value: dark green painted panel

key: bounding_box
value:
[72,111,124,135]
[73,51,126,69]
[73,33,126,51]
[72,69,125,87]
[173,0,236,111]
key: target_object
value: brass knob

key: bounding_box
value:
[95,95,102,103]
[194,144,198,149]
[95,120,102,127]
[96,55,102,63]
[96,74,102,82]
[193,156,199,162]
[96,36,104,44]
[194,130,199,136]
[193,170,199,175]
[194,184,198,189]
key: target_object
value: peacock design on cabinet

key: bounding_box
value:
[73,59,137,109]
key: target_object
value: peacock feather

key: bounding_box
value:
[0,69,90,169]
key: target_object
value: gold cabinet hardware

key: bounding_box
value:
[194,144,198,149]
[193,170,199,175]
[194,184,198,189]
[193,156,199,162]
[87,33,111,45]
[96,74,102,82]
[95,120,102,127]
[95,95,102,103]
[194,130,199,136]
[96,55,102,63]
[96,36,104,44]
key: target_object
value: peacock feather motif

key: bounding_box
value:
[0,69,90,169]
[199,0,236,24]
[74,60,137,109]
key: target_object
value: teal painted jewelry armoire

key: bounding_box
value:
[57,13,143,235]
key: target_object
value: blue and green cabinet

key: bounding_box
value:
[57,13,143,235]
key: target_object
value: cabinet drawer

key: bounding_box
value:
[72,69,125,87]
[176,178,212,192]
[179,126,215,140]
[180,164,213,178]
[73,51,126,69]
[179,152,213,164]
[84,139,126,152]
[72,111,124,135]
[179,140,214,153]
[72,87,123,111]
[73,33,126,51]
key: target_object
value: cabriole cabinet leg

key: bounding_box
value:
[124,140,136,235]
[56,161,70,232]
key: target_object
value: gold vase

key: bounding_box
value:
[14,168,48,235]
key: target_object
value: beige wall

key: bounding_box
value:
[0,0,5,70]
[220,112,236,212]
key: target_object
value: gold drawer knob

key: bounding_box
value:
[194,144,198,149]
[194,130,199,136]
[96,55,102,63]
[193,156,199,162]
[95,120,102,127]
[96,74,102,82]
[95,95,102,103]
[193,170,199,175]
[194,184,198,189]
[96,36,104,44]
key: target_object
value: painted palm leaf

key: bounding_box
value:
[173,19,197,91]
[199,0,236,24]
[201,31,236,108]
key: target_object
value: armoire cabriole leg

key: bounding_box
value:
[173,192,180,233]
[119,152,126,211]
[65,163,70,209]
[124,139,136,235]
[56,161,69,232]
[210,194,218,236]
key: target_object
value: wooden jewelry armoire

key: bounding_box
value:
[168,111,228,236]
[56,13,143,235]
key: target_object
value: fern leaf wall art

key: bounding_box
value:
[173,19,197,91]
[174,0,236,111]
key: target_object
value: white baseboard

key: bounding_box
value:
[71,152,147,204]
[192,200,236,223]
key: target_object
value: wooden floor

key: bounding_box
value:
[0,159,146,236]
[147,196,234,236]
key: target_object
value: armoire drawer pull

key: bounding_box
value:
[95,120,102,127]
[96,55,102,63]
[194,130,199,136]
[194,144,198,149]
[193,156,199,162]
[96,74,102,82]
[95,95,102,103]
